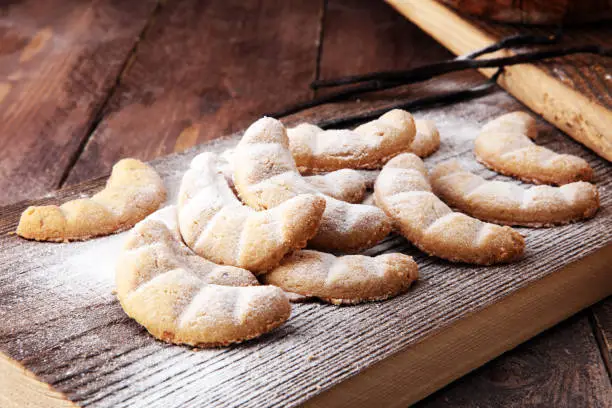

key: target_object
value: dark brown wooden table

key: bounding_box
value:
[1,0,610,406]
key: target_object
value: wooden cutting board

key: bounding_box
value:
[387,0,612,162]
[1,83,611,407]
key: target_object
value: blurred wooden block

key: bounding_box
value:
[387,0,612,162]
[439,0,612,24]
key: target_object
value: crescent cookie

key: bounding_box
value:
[177,152,325,274]
[411,119,441,158]
[116,206,291,347]
[262,250,418,305]
[233,117,392,253]
[302,169,367,204]
[17,158,166,242]
[375,153,525,265]
[287,109,416,173]
[219,148,367,203]
[430,160,600,227]
[475,112,593,185]
[352,129,438,199]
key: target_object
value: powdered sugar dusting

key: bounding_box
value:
[234,117,390,252]
[431,161,599,226]
[288,109,415,172]
[377,154,524,264]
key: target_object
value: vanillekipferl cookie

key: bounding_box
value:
[375,153,525,265]
[116,206,291,347]
[430,160,600,227]
[262,250,418,305]
[301,169,368,204]
[475,112,593,185]
[233,117,392,253]
[177,152,325,274]
[219,148,368,204]
[411,119,440,158]
[17,159,166,242]
[306,117,440,201]
[287,109,416,173]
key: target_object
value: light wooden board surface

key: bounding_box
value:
[1,87,611,407]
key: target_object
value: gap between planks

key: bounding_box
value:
[57,0,165,189]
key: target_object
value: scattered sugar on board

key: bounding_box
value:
[5,103,503,316]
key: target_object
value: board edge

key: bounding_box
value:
[0,352,78,408]
[303,243,612,408]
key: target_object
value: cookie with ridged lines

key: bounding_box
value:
[375,153,524,265]
[340,117,441,199]
[178,152,325,274]
[430,160,599,227]
[262,250,418,305]
[302,169,367,204]
[287,109,416,173]
[233,117,391,253]
[17,159,166,242]
[116,206,290,347]
[411,119,440,158]
[475,112,593,185]
[219,148,368,203]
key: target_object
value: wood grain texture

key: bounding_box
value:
[318,0,452,80]
[593,298,612,378]
[0,0,158,205]
[63,0,324,185]
[417,311,612,407]
[387,0,612,161]
[0,87,610,407]
[470,21,612,113]
[439,0,612,24]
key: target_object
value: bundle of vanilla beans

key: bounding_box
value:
[269,31,611,128]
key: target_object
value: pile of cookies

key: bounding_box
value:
[16,109,600,348]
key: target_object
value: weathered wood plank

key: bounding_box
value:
[416,311,612,407]
[318,0,452,80]
[0,0,158,205]
[592,298,612,378]
[0,87,610,407]
[63,0,325,185]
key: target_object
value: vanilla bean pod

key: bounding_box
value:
[458,30,562,60]
[270,44,609,119]
[270,33,544,119]
[317,69,503,129]
[311,44,609,89]
[268,34,538,119]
